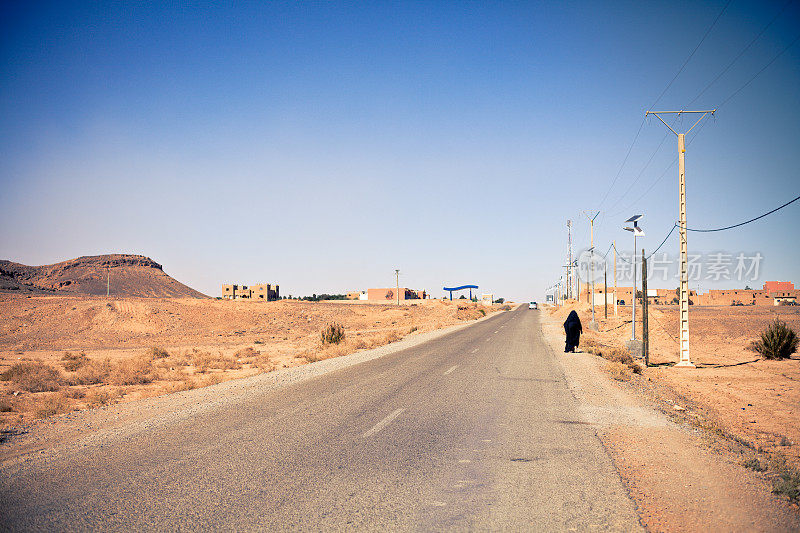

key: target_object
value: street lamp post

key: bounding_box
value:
[624,215,645,341]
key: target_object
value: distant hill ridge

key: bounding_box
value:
[0,254,207,298]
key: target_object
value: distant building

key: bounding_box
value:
[222,283,279,301]
[346,291,367,300]
[366,288,426,301]
[763,281,795,292]
[579,281,798,306]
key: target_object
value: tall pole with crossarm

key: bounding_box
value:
[584,211,600,329]
[646,109,715,368]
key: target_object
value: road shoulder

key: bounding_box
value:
[539,310,800,531]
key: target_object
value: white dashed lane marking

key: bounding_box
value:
[362,408,405,438]
[443,365,458,376]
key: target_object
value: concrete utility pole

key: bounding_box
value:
[566,220,573,299]
[646,109,714,368]
[584,211,599,329]
[642,249,649,367]
[613,240,618,317]
[604,266,608,319]
[395,269,400,306]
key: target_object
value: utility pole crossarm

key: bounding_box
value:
[646,110,717,136]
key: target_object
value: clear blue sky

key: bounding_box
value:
[1,1,798,300]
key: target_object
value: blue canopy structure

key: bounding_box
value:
[442,284,479,300]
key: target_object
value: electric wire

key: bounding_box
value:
[648,0,733,111]
[680,194,800,232]
[604,130,671,213]
[685,0,793,108]
[599,0,732,217]
[596,118,646,210]
[607,106,714,219]
[647,224,678,257]
[608,221,677,265]
[717,32,800,110]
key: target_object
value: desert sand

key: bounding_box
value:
[0,295,497,429]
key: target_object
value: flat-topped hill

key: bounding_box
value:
[0,254,207,298]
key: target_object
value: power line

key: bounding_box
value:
[608,222,677,264]
[681,194,800,232]
[599,0,732,217]
[718,32,800,110]
[597,118,646,210]
[605,130,671,212]
[607,114,715,219]
[648,0,733,111]
[648,224,678,258]
[686,0,793,108]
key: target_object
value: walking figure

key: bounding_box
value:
[563,310,582,353]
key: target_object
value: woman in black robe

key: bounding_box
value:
[563,310,582,353]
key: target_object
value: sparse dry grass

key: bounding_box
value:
[109,355,159,385]
[192,351,240,373]
[85,387,119,407]
[608,361,632,381]
[149,347,170,359]
[1,298,502,427]
[61,351,89,371]
[71,358,112,385]
[1,362,62,392]
[32,392,71,419]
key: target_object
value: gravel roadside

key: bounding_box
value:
[539,308,800,531]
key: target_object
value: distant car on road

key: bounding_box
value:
[529,301,538,310]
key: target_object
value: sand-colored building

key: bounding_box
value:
[221,283,279,301]
[366,288,426,302]
[578,281,796,306]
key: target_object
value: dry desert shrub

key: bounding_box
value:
[149,347,170,359]
[321,323,345,345]
[235,347,260,364]
[72,358,112,385]
[168,350,191,366]
[0,362,62,392]
[61,351,89,371]
[109,355,159,386]
[85,387,119,407]
[62,387,86,399]
[607,361,632,381]
[605,347,633,365]
[192,352,214,373]
[774,469,800,501]
[235,346,259,358]
[255,353,276,372]
[192,351,240,373]
[749,319,798,360]
[202,373,224,386]
[32,392,71,419]
[382,330,401,344]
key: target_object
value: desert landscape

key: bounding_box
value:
[546,301,800,482]
[0,295,497,430]
[0,255,501,431]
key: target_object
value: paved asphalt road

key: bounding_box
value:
[2,306,641,531]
